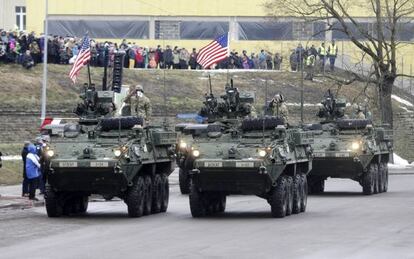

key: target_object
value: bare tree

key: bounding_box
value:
[265,0,414,126]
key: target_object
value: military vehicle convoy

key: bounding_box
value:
[306,90,393,195]
[42,52,176,217]
[176,81,314,218]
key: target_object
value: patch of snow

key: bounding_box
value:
[388,153,412,169]
[1,156,21,161]
[392,95,413,107]
[399,106,413,113]
[286,102,321,107]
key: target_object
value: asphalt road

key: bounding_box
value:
[1,170,414,259]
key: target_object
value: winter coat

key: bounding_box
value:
[25,144,40,179]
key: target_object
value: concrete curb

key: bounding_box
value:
[0,196,44,210]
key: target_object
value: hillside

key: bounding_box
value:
[2,63,412,116]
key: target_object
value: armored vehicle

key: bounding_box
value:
[176,80,256,194]
[42,52,176,217]
[306,90,393,195]
[187,116,313,218]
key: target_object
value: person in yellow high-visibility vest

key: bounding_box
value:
[305,49,316,80]
[318,42,327,71]
[327,40,338,72]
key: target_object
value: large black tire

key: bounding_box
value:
[103,195,114,201]
[151,174,162,213]
[127,176,145,218]
[143,176,153,215]
[362,164,375,195]
[292,174,302,214]
[189,181,207,218]
[179,169,190,195]
[300,174,308,212]
[218,195,226,213]
[285,176,293,216]
[269,176,288,218]
[383,163,389,192]
[373,163,379,194]
[79,196,89,213]
[308,177,325,194]
[160,174,169,212]
[45,185,63,218]
[378,163,384,193]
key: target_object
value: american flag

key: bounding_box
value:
[197,33,229,69]
[69,35,91,83]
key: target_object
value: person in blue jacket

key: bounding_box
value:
[25,144,41,201]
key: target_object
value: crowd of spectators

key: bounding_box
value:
[1,29,338,72]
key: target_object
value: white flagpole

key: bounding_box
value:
[40,0,49,122]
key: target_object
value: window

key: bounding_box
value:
[15,6,26,31]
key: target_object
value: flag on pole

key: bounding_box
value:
[69,35,91,83]
[197,33,229,69]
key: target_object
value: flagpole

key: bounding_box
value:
[226,31,230,83]
[40,0,48,122]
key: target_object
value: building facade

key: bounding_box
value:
[0,0,26,31]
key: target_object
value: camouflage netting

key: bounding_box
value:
[100,116,144,131]
[241,116,285,131]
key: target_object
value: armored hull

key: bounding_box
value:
[185,117,313,218]
[307,119,392,195]
[44,117,176,218]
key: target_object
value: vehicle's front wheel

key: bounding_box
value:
[362,164,375,195]
[143,176,153,215]
[45,185,63,218]
[179,169,190,194]
[269,176,288,218]
[127,176,145,218]
[189,181,207,218]
[160,174,169,212]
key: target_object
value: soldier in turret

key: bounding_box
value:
[124,84,152,122]
[268,93,289,123]
[355,105,366,119]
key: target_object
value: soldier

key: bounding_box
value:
[355,106,366,119]
[123,84,152,122]
[269,93,289,123]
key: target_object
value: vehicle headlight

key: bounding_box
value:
[46,149,55,157]
[179,141,187,149]
[258,149,267,157]
[192,150,200,157]
[114,149,122,157]
[351,142,360,150]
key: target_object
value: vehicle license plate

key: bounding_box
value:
[314,152,326,158]
[204,161,223,167]
[90,162,108,167]
[59,161,78,167]
[236,162,254,168]
[334,153,350,158]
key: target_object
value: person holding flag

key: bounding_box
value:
[196,33,229,69]
[69,34,91,83]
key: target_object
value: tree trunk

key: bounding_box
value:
[379,76,395,128]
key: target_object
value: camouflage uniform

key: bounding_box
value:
[356,111,366,119]
[270,102,289,123]
[124,87,152,121]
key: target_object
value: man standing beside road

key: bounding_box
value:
[25,144,41,201]
[328,40,338,72]
[21,141,31,197]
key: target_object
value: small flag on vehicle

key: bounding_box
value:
[197,33,229,69]
[69,34,91,83]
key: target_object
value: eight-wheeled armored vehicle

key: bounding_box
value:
[42,52,176,217]
[188,116,313,218]
[306,91,393,195]
[176,79,256,194]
